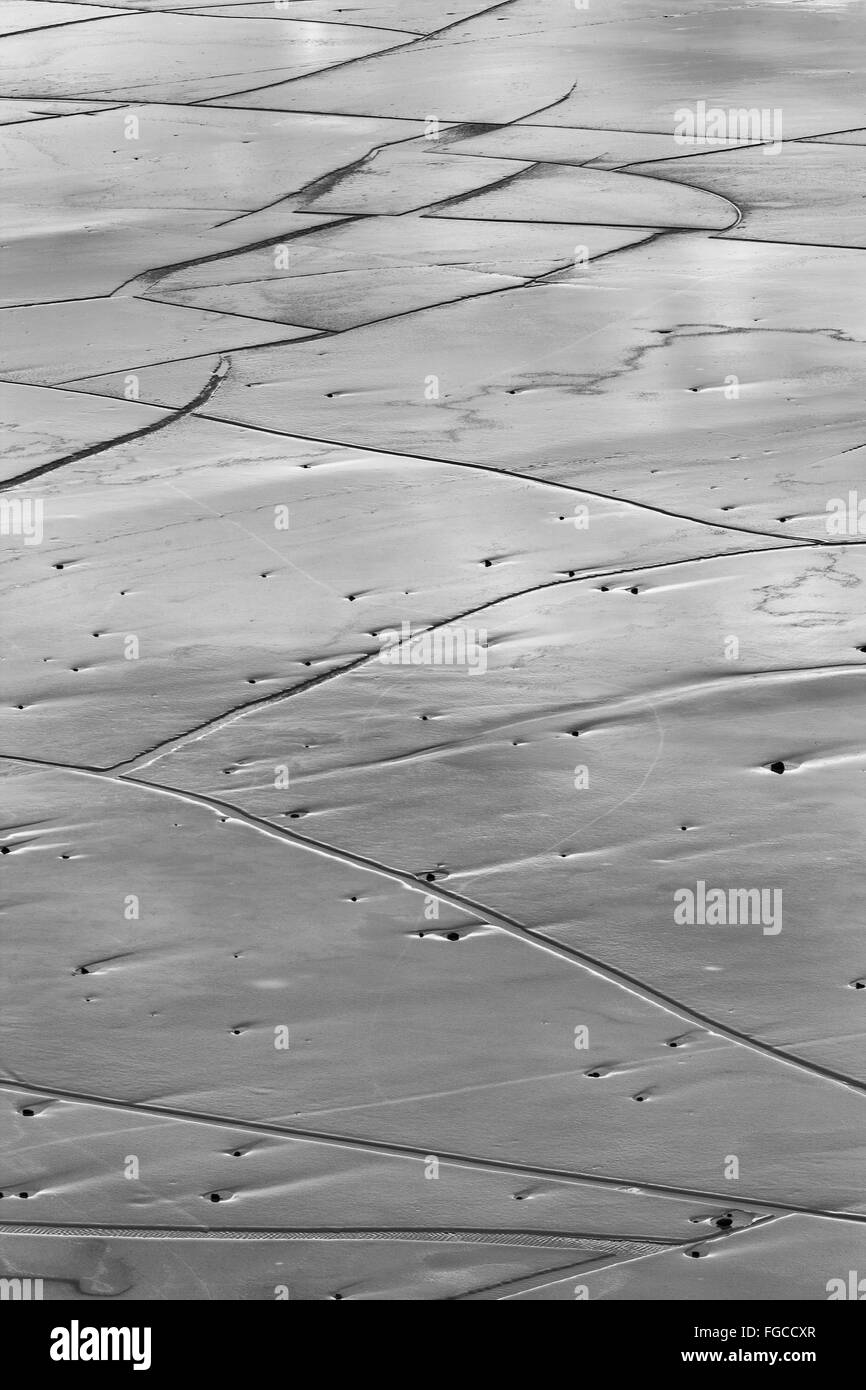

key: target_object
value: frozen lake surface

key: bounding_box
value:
[1,0,865,1301]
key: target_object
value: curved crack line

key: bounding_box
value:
[0,12,132,40]
[0,1074,861,1222]
[149,231,662,297]
[109,210,360,293]
[17,362,853,549]
[154,77,576,252]
[429,164,741,233]
[103,230,662,360]
[187,411,833,547]
[173,13,424,38]
[195,21,455,105]
[166,222,715,348]
[183,405,839,547]
[110,652,374,773]
[190,225,866,506]
[201,0,522,106]
[141,273,530,335]
[0,356,231,493]
[327,660,866,777]
[209,120,476,234]
[85,174,850,523]
[51,331,331,387]
[2,752,865,1102]
[7,28,864,1281]
[108,544,849,777]
[120,773,866,1102]
[404,160,537,216]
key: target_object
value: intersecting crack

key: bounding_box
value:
[3,753,865,1103]
[0,356,231,492]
